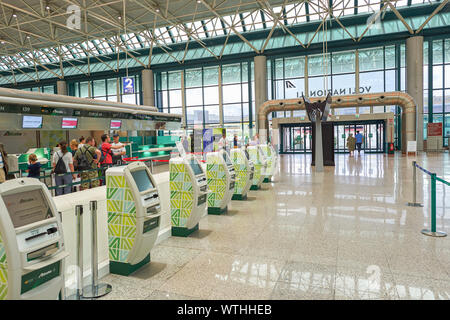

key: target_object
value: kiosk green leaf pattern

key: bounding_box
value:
[206,155,227,208]
[0,232,7,300]
[231,151,249,196]
[107,175,137,263]
[248,148,263,187]
[170,162,194,228]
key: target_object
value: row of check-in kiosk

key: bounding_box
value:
[0,143,277,299]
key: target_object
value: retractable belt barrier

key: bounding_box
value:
[407,160,448,238]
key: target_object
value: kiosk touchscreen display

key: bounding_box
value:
[189,159,203,176]
[131,169,154,192]
[222,152,232,166]
[2,189,52,228]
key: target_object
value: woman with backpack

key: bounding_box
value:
[52,141,76,196]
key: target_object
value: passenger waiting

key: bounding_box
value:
[70,139,79,157]
[52,141,75,196]
[78,136,86,149]
[111,134,126,165]
[73,136,101,191]
[0,143,8,183]
[27,153,41,179]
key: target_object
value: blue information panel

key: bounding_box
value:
[123,77,134,94]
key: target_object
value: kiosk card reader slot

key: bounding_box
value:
[170,155,208,237]
[205,150,236,214]
[0,178,68,300]
[106,162,162,276]
[230,147,254,200]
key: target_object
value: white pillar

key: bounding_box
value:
[254,55,268,141]
[406,36,424,151]
[142,68,155,106]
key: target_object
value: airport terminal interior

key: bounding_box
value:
[0,0,449,301]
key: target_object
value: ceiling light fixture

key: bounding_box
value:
[155,8,160,12]
[12,13,17,18]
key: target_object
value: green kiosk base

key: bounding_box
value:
[263,178,271,183]
[172,223,199,237]
[250,185,260,190]
[232,194,247,201]
[208,206,228,215]
[110,254,150,276]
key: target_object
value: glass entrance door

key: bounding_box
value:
[281,120,385,154]
[281,124,312,153]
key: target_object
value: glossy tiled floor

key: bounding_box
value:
[101,152,450,300]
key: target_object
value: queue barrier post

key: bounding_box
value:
[82,200,112,299]
[421,172,447,238]
[66,205,84,300]
[407,161,423,207]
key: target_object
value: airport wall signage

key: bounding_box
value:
[0,103,181,123]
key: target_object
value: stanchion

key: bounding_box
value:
[421,173,447,237]
[66,205,84,300]
[407,161,423,207]
[82,200,112,299]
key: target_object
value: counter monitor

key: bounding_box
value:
[62,117,78,129]
[22,115,43,129]
[110,120,122,130]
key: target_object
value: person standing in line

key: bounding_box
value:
[26,153,41,179]
[355,131,364,155]
[218,131,228,151]
[78,136,86,149]
[233,134,238,148]
[52,141,75,196]
[0,143,8,183]
[70,139,79,157]
[73,137,101,191]
[111,134,126,165]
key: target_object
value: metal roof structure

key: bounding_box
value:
[0,0,448,84]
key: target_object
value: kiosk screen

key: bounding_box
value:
[189,159,203,176]
[2,189,52,228]
[131,169,154,192]
[223,152,232,166]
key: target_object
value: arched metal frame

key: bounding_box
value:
[257,91,416,153]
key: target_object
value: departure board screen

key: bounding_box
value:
[2,189,52,228]
[189,159,204,176]
[131,169,154,192]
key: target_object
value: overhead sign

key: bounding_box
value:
[123,77,135,94]
[427,123,443,137]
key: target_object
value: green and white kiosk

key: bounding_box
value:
[247,145,267,190]
[259,144,277,183]
[205,150,235,214]
[169,154,208,237]
[106,162,162,276]
[230,147,254,200]
[0,178,68,300]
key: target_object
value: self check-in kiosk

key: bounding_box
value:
[0,178,68,300]
[205,150,235,215]
[247,145,267,190]
[230,147,254,200]
[106,162,162,276]
[169,155,208,237]
[259,144,277,183]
